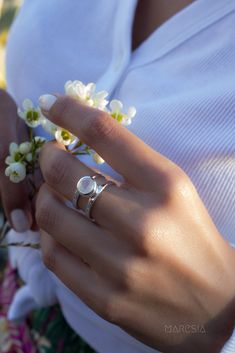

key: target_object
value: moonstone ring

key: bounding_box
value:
[72,174,115,221]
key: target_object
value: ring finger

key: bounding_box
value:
[39,141,137,233]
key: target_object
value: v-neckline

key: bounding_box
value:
[129,0,235,68]
[131,0,195,53]
[96,0,235,94]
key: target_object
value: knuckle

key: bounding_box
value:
[43,146,68,186]
[131,211,165,255]
[36,188,58,231]
[82,111,114,143]
[118,262,137,291]
[128,209,153,254]
[168,168,193,199]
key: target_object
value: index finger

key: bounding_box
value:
[39,94,176,188]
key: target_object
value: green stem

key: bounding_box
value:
[73,140,84,149]
[71,151,90,156]
[29,127,33,141]
[0,241,40,249]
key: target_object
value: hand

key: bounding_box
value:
[37,94,235,353]
[0,90,33,232]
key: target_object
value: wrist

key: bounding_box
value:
[192,243,235,353]
[211,243,235,348]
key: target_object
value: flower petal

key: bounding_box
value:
[9,142,19,155]
[5,166,11,176]
[41,117,58,135]
[5,156,13,165]
[110,99,123,112]
[17,108,25,120]
[86,83,96,96]
[22,98,33,110]
[127,106,136,119]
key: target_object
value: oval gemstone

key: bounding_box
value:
[77,176,96,196]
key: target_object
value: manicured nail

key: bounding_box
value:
[39,94,57,111]
[11,209,30,232]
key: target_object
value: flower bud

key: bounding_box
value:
[5,162,26,183]
[26,153,33,162]
[9,142,19,155]
[19,142,32,154]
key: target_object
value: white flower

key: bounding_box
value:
[65,80,94,102]
[64,80,108,110]
[41,116,58,135]
[109,99,136,125]
[34,136,46,143]
[19,142,32,155]
[92,90,109,110]
[55,128,76,146]
[34,136,46,153]
[18,99,42,128]
[5,142,22,165]
[5,162,26,183]
[93,152,105,164]
[34,136,46,144]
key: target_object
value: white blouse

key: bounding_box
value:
[5,0,235,352]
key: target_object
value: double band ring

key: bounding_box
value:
[73,174,115,221]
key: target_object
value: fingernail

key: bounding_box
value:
[11,209,30,232]
[39,94,57,112]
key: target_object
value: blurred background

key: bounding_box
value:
[0,0,22,88]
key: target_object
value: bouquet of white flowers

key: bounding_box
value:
[5,80,136,184]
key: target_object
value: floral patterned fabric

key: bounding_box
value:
[0,258,95,353]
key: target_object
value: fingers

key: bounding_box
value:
[36,183,124,278]
[39,141,136,232]
[39,94,176,189]
[0,90,32,230]
[40,230,114,319]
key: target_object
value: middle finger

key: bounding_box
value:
[36,183,129,279]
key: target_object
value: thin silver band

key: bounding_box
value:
[85,181,115,221]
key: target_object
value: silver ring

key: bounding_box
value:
[85,181,115,221]
[72,173,105,208]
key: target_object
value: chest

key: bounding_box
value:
[131,0,194,51]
